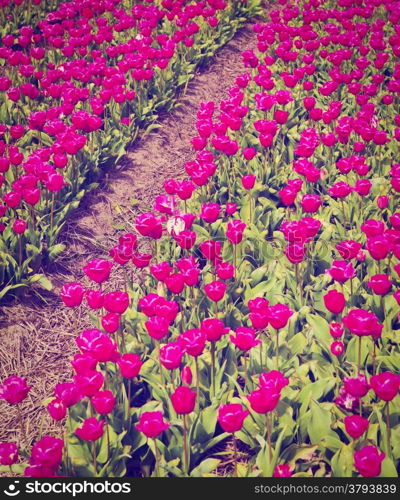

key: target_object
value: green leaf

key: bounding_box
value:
[48,243,66,260]
[307,401,332,444]
[331,444,354,477]
[379,456,398,477]
[190,458,220,477]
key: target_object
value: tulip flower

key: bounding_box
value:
[330,322,344,338]
[83,259,113,285]
[230,327,261,352]
[29,436,63,471]
[344,374,370,398]
[86,290,104,310]
[103,291,129,314]
[344,415,369,439]
[0,376,30,405]
[327,260,356,283]
[101,313,120,334]
[273,464,292,477]
[330,340,345,357]
[336,241,362,260]
[159,343,185,371]
[74,371,104,398]
[367,274,392,296]
[370,372,400,402]
[259,371,289,392]
[47,399,67,421]
[200,203,220,223]
[117,353,142,379]
[204,280,227,304]
[76,329,119,363]
[324,289,346,314]
[91,390,116,415]
[60,282,85,308]
[54,382,82,408]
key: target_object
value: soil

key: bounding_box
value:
[0,22,259,449]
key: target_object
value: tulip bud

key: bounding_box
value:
[376,195,389,209]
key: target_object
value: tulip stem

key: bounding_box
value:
[295,264,302,307]
[127,379,132,407]
[73,309,78,337]
[16,404,26,451]
[259,338,263,369]
[195,357,200,410]
[156,341,166,392]
[243,355,249,389]
[92,441,97,476]
[211,342,216,399]
[106,417,110,462]
[248,192,252,224]
[276,329,279,371]
[266,413,273,464]
[63,426,69,476]
[9,465,13,475]
[340,198,347,227]
[154,240,158,262]
[18,235,23,268]
[233,243,237,277]
[372,342,376,375]
[357,336,362,373]
[50,193,55,231]
[386,402,391,457]
[233,433,238,477]
[183,415,189,474]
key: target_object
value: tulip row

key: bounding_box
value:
[0,0,260,299]
[1,0,400,479]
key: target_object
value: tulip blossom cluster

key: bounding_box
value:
[0,0,257,295]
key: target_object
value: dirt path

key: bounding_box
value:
[0,23,259,444]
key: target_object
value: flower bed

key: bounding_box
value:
[0,0,260,298]
[1,0,400,479]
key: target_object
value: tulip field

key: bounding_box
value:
[1,0,400,480]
